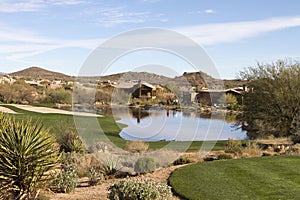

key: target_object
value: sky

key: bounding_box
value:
[0,0,300,79]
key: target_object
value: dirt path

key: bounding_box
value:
[49,165,184,200]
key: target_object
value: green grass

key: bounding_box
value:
[169,156,300,200]
[2,104,228,151]
[148,140,227,152]
[2,104,126,148]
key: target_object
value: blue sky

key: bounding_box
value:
[0,0,300,78]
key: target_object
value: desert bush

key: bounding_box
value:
[0,114,59,199]
[125,141,149,153]
[217,153,233,160]
[242,141,262,158]
[99,154,122,176]
[50,169,78,193]
[134,157,156,174]
[88,167,104,186]
[57,130,86,153]
[50,152,78,193]
[88,142,120,154]
[173,156,191,165]
[149,150,179,168]
[225,139,243,154]
[63,152,104,177]
[108,178,172,200]
[79,155,104,177]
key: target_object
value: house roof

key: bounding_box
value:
[141,82,156,89]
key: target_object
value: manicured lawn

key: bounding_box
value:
[2,104,126,148]
[2,104,228,151]
[169,156,300,200]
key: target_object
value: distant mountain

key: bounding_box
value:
[8,66,246,89]
[9,67,73,81]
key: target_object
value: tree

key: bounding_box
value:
[48,88,72,104]
[240,60,300,138]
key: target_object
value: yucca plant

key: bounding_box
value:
[0,114,59,200]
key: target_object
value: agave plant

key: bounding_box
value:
[0,114,59,200]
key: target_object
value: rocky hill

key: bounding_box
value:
[8,66,245,89]
[9,67,73,81]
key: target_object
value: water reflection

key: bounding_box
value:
[105,107,248,141]
[130,108,150,123]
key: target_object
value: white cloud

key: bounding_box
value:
[1,16,300,64]
[188,9,216,15]
[204,9,215,14]
[0,0,86,13]
[83,6,153,27]
[176,16,300,46]
[0,0,42,13]
[50,0,86,6]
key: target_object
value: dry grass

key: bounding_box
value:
[242,141,262,158]
[124,141,149,153]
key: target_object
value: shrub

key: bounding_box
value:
[50,169,78,193]
[50,152,79,193]
[56,130,86,153]
[125,141,149,153]
[217,153,233,160]
[203,157,216,162]
[88,167,104,186]
[149,150,179,168]
[173,156,191,165]
[292,133,300,144]
[134,157,156,174]
[101,154,122,176]
[242,141,262,158]
[225,139,243,154]
[108,178,172,200]
[0,114,58,199]
[88,142,117,154]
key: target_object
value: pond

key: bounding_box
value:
[109,107,247,141]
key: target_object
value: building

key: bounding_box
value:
[131,82,162,100]
[196,87,245,106]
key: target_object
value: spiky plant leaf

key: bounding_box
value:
[0,114,59,200]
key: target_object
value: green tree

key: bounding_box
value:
[226,94,238,110]
[48,88,72,104]
[240,60,300,138]
[0,114,59,199]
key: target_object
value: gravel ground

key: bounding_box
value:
[48,165,185,200]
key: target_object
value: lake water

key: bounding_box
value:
[111,108,247,141]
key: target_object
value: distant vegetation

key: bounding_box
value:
[0,66,246,111]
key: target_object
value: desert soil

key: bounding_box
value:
[48,165,185,200]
